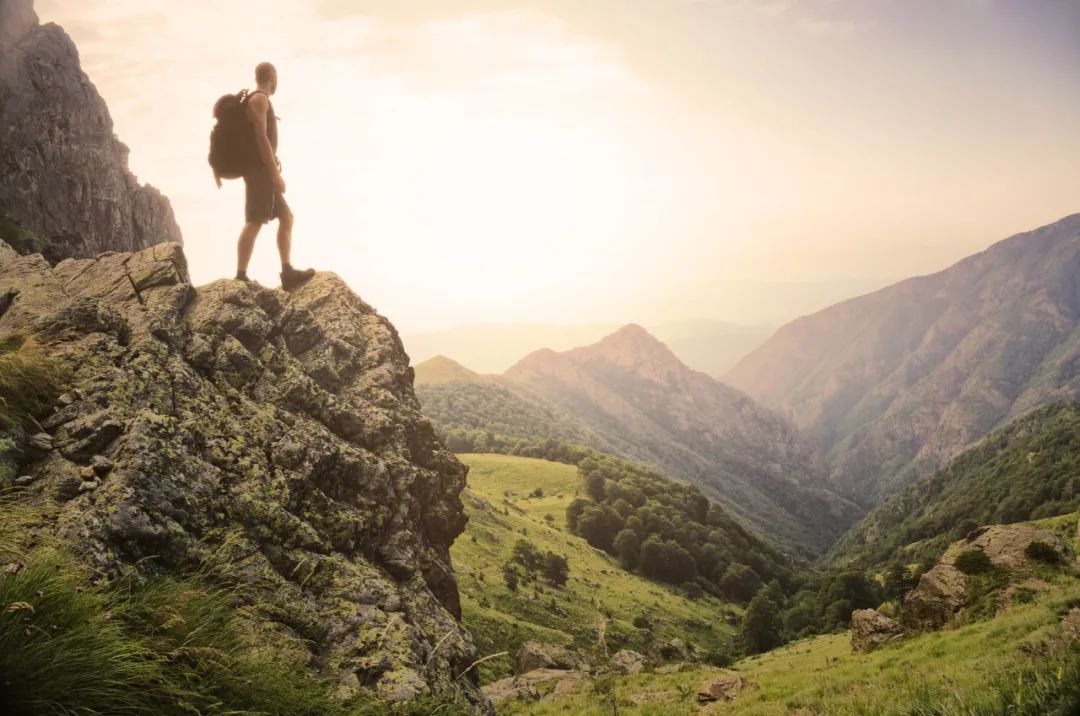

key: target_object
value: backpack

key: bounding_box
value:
[208,90,256,179]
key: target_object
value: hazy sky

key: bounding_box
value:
[36,0,1080,333]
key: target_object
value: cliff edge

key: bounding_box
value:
[0,240,486,709]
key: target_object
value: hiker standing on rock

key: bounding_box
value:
[210,62,315,291]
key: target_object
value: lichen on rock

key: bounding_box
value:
[0,240,488,710]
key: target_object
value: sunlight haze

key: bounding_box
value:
[37,0,1080,334]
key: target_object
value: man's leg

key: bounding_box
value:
[236,221,262,277]
[275,205,293,268]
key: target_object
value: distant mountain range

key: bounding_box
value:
[416,324,863,556]
[404,319,774,378]
[726,213,1080,506]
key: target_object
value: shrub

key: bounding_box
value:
[1024,540,1060,565]
[954,549,993,575]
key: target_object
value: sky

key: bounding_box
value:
[36,0,1080,334]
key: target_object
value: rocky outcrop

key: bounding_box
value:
[850,608,904,652]
[513,640,583,674]
[0,241,486,709]
[0,0,181,263]
[900,523,1073,632]
[945,525,1074,568]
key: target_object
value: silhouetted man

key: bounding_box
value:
[217,62,314,290]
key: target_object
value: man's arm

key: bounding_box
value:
[248,94,286,193]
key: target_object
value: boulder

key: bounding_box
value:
[514,641,583,674]
[697,671,757,704]
[850,608,903,652]
[483,669,585,705]
[607,649,647,675]
[900,562,967,631]
[653,637,692,663]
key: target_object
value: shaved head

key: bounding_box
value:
[255,62,277,87]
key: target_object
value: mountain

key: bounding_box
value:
[0,0,181,262]
[0,240,486,709]
[404,319,773,378]
[414,354,485,385]
[830,401,1080,570]
[726,213,1080,506]
[501,324,862,556]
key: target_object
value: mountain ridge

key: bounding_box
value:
[726,212,1080,505]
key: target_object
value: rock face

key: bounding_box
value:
[0,0,181,263]
[726,213,1080,506]
[513,641,583,675]
[503,324,863,556]
[0,241,486,709]
[850,608,904,652]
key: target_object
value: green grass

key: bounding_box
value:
[453,454,739,684]
[502,581,1080,715]
[0,334,68,432]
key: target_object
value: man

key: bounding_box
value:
[215,62,315,290]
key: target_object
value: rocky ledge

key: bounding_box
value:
[0,240,487,709]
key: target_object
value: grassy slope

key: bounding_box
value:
[413,356,484,386]
[452,454,739,683]
[501,512,1080,715]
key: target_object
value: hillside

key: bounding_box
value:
[726,213,1080,506]
[502,324,862,556]
[831,401,1080,569]
[415,365,620,455]
[0,0,181,262]
[451,454,742,683]
[497,512,1080,714]
[0,241,485,710]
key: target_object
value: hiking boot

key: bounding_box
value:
[280,264,315,291]
[235,271,252,282]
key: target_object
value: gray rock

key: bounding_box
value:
[13,474,33,486]
[90,454,114,476]
[851,608,904,652]
[900,562,967,632]
[27,433,53,451]
[607,649,647,675]
[0,1,182,264]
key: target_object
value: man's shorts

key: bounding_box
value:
[243,167,289,225]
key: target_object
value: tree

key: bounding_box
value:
[512,539,544,572]
[576,505,621,553]
[742,593,783,654]
[718,563,762,604]
[543,553,570,587]
[882,563,909,602]
[585,471,606,502]
[613,528,641,570]
[503,564,519,592]
[638,538,696,585]
[566,498,591,532]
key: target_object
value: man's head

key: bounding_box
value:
[255,62,278,94]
